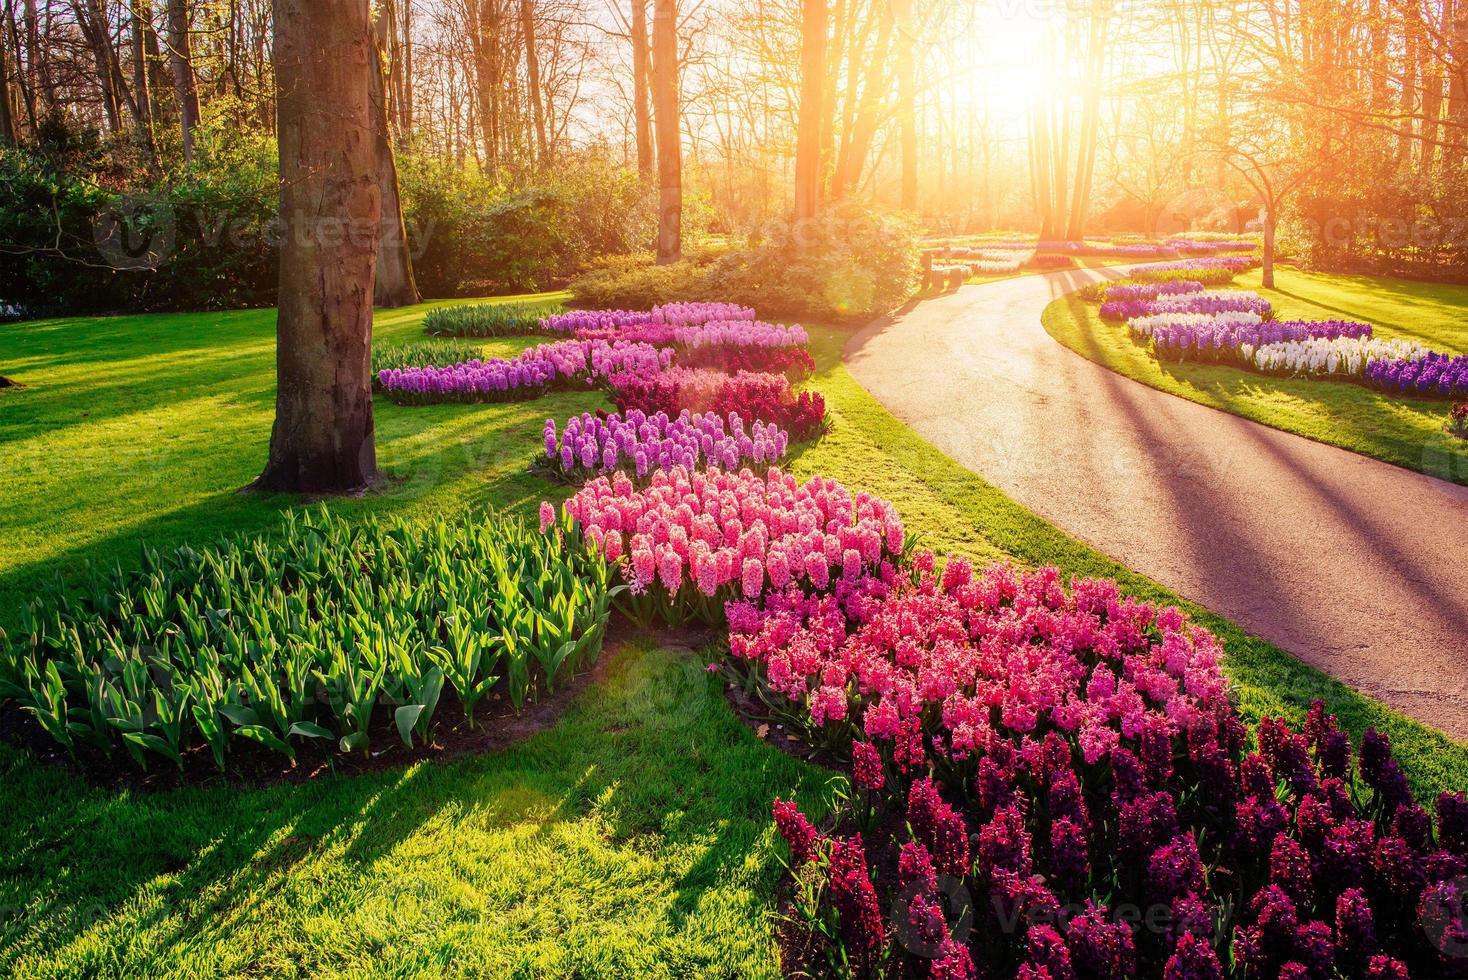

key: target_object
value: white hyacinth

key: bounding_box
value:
[1244,336,1432,378]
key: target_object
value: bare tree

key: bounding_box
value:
[166,0,200,161]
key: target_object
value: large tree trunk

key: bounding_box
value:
[166,0,200,162]
[792,0,826,220]
[255,0,381,495]
[651,0,680,263]
[630,0,653,175]
[370,1,419,308]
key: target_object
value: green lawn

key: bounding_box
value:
[1041,266,1468,484]
[1,295,1466,976]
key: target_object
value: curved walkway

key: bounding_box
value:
[846,268,1468,742]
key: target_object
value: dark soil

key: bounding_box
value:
[0,375,23,388]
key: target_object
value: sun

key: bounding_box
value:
[934,0,1061,130]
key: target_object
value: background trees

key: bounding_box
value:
[3,0,1468,303]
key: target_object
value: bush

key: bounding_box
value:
[422,300,562,337]
[0,507,615,770]
[400,149,656,297]
[0,118,278,316]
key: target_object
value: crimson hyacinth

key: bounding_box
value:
[773,798,820,866]
[852,741,885,791]
[1163,931,1223,980]
[827,835,887,959]
[907,778,971,878]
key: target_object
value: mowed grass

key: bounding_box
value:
[2,293,1467,976]
[1041,266,1468,484]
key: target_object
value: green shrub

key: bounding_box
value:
[422,300,562,337]
[705,202,920,320]
[372,339,487,379]
[0,117,278,316]
[568,257,712,310]
[400,148,656,297]
[0,508,615,770]
[567,204,921,321]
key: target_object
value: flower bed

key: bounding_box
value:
[541,409,788,481]
[1127,266,1244,288]
[1366,351,1468,400]
[0,508,615,768]
[554,465,905,627]
[378,340,673,405]
[609,367,827,441]
[744,558,1466,978]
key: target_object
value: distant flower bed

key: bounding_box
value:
[423,301,562,337]
[1027,253,1078,270]
[1102,289,1273,322]
[1366,351,1468,400]
[1142,255,1260,275]
[539,302,756,335]
[1100,280,1206,304]
[569,318,808,349]
[746,557,1466,979]
[609,367,827,440]
[555,465,904,627]
[541,409,788,482]
[379,340,673,405]
[1127,265,1244,288]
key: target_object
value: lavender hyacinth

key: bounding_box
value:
[379,340,673,405]
[1104,289,1273,321]
[1102,280,1206,304]
[1134,315,1375,366]
[543,409,789,481]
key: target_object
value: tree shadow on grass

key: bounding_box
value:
[0,641,821,976]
